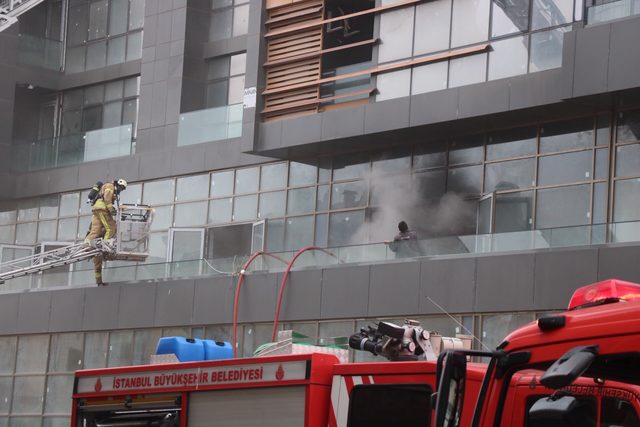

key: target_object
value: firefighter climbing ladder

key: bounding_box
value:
[0,205,154,285]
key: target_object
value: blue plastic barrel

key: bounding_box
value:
[203,340,233,360]
[155,337,205,362]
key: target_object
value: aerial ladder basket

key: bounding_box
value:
[0,204,154,284]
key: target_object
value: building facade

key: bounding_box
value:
[1,0,640,424]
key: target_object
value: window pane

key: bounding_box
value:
[82,106,102,131]
[102,101,122,128]
[212,0,233,9]
[124,76,140,97]
[0,377,11,413]
[328,210,366,246]
[488,35,529,80]
[58,218,79,241]
[485,158,535,192]
[108,0,128,35]
[531,0,573,30]
[88,0,108,40]
[86,40,107,70]
[595,147,609,179]
[0,337,16,374]
[481,313,532,350]
[208,56,230,80]
[38,220,57,242]
[174,201,207,226]
[414,0,451,55]
[235,167,259,194]
[206,80,228,108]
[411,62,448,95]
[105,80,123,101]
[617,110,640,143]
[289,162,317,186]
[288,187,316,215]
[44,375,73,414]
[258,191,286,219]
[529,26,568,72]
[122,99,137,128]
[448,165,483,194]
[451,0,490,48]
[48,333,83,373]
[486,127,537,160]
[39,197,59,219]
[616,144,640,177]
[16,335,48,373]
[17,201,38,222]
[596,114,610,146]
[495,191,533,232]
[317,185,330,211]
[233,195,257,222]
[176,174,209,202]
[0,225,15,243]
[228,75,245,105]
[143,179,175,205]
[126,31,143,61]
[450,135,484,164]
[133,329,162,365]
[538,150,593,186]
[61,109,82,136]
[540,118,594,153]
[120,183,142,205]
[149,205,172,231]
[230,53,247,76]
[16,222,37,244]
[266,218,284,251]
[593,182,607,224]
[315,213,328,246]
[107,35,126,65]
[129,0,145,30]
[413,170,446,198]
[285,216,314,251]
[331,181,368,209]
[67,3,88,45]
[83,332,108,369]
[0,204,17,225]
[449,53,487,87]
[378,7,415,63]
[84,85,104,105]
[43,418,71,427]
[208,198,233,224]
[376,69,411,102]
[260,163,288,190]
[370,174,411,205]
[491,0,529,37]
[614,179,640,222]
[210,9,232,41]
[536,184,591,228]
[59,193,79,217]
[65,46,85,73]
[211,170,235,197]
[108,330,134,367]
[11,376,45,414]
[232,4,250,37]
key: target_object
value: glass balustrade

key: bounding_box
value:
[17,33,63,71]
[177,104,243,146]
[587,0,640,24]
[11,125,134,172]
[4,220,640,292]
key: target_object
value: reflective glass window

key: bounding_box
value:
[233,195,258,222]
[107,36,126,65]
[529,27,568,72]
[212,0,233,8]
[126,31,143,61]
[596,114,610,146]
[43,418,71,427]
[58,218,79,241]
[235,167,259,194]
[232,4,249,36]
[228,75,245,104]
[38,220,58,242]
[328,210,366,246]
[289,162,317,186]
[317,185,330,211]
[120,183,142,205]
[176,174,209,202]
[129,0,145,30]
[67,3,89,45]
[143,179,175,206]
[59,193,79,217]
[447,165,483,194]
[0,337,16,374]
[481,313,532,349]
[315,213,328,246]
[82,105,102,131]
[449,53,487,87]
[173,201,207,226]
[538,150,593,186]
[48,333,83,373]
[495,191,533,232]
[18,200,38,222]
[108,0,128,35]
[86,40,107,70]
[595,148,609,180]
[285,216,314,251]
[288,187,316,215]
[147,232,169,263]
[378,7,415,62]
[211,171,235,197]
[450,135,484,165]
[88,0,108,40]
[133,329,162,366]
[124,77,139,97]
[0,204,17,225]
[102,101,122,127]
[485,158,535,192]
[540,118,594,153]
[150,205,173,231]
[614,179,640,222]
[108,330,134,367]
[376,69,411,101]
[83,332,108,369]
[230,53,247,76]
[208,198,233,224]
[206,80,228,108]
[210,9,232,41]
[414,0,451,55]
[331,181,368,209]
[44,375,74,414]
[451,0,490,48]
[486,127,537,160]
[15,222,37,245]
[105,80,124,101]
[39,197,59,219]
[333,155,369,181]
[413,170,447,198]
[531,0,573,30]
[536,184,591,228]
[11,376,45,414]
[593,182,607,224]
[65,46,85,73]
[0,377,11,414]
[258,191,286,219]
[16,335,49,373]
[411,62,448,95]
[488,35,529,80]
[414,141,447,169]
[260,163,288,190]
[616,144,640,177]
[371,151,411,176]
[266,218,284,252]
[491,0,529,37]
[0,225,14,243]
[617,110,640,143]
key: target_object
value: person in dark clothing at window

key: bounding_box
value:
[386,221,421,258]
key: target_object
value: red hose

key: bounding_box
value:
[271,246,337,342]
[232,251,287,358]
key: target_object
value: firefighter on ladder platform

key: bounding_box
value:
[85,179,127,286]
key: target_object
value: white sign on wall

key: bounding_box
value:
[243,87,257,109]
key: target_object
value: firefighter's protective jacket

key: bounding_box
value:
[92,182,115,212]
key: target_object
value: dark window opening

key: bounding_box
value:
[346,384,432,427]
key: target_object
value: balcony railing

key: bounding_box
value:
[177,104,243,147]
[17,33,62,70]
[3,220,640,293]
[11,124,134,172]
[587,0,640,24]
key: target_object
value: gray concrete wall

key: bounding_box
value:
[3,243,638,335]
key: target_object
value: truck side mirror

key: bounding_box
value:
[434,351,467,427]
[528,395,596,427]
[540,345,598,389]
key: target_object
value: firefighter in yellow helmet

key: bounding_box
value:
[85,179,127,286]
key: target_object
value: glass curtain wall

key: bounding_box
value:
[65,0,144,73]
[375,0,580,101]
[209,0,250,42]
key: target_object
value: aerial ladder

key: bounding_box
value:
[0,205,154,285]
[0,0,48,32]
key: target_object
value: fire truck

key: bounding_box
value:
[433,278,640,427]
